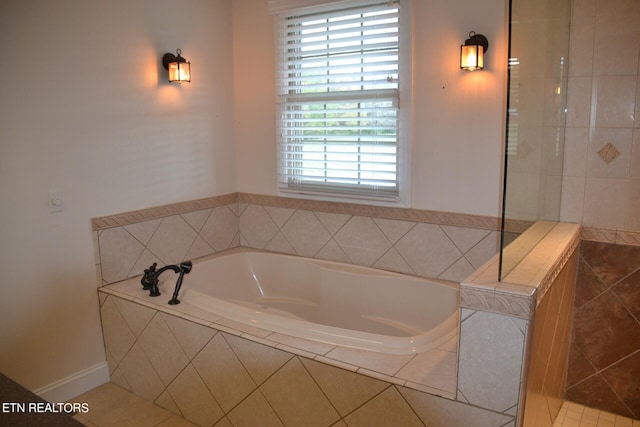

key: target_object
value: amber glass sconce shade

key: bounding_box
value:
[162,49,191,83]
[460,32,489,71]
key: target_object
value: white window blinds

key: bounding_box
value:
[276,1,400,200]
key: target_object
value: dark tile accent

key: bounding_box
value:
[573,290,640,371]
[567,241,640,418]
[601,351,640,419]
[580,241,640,287]
[566,374,634,418]
[574,257,610,309]
[566,336,597,388]
[613,269,640,320]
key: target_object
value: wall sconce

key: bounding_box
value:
[162,49,191,83]
[460,32,489,71]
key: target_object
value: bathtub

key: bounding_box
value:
[178,251,459,355]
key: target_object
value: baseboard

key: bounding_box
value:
[34,361,110,403]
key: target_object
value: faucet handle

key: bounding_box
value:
[180,261,193,274]
[168,261,193,305]
[141,263,158,290]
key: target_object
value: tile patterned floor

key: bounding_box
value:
[68,382,196,427]
[553,401,640,427]
[70,382,640,427]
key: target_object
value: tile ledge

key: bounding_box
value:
[461,222,582,318]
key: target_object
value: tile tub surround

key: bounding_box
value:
[91,193,503,287]
[98,283,516,427]
[90,193,637,289]
[566,241,640,419]
[90,195,601,425]
[460,222,582,427]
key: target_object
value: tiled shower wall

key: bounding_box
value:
[560,0,640,418]
[561,0,640,234]
[566,241,640,419]
[92,193,501,286]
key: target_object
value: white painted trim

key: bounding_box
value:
[34,362,110,403]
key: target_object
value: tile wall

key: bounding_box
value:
[92,193,501,287]
[98,290,516,427]
[521,251,578,427]
[92,193,586,426]
[561,0,640,233]
[457,309,527,416]
[566,241,640,419]
[559,0,639,418]
[459,223,581,427]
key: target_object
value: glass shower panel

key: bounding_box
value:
[499,0,571,279]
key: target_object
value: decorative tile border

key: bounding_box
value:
[503,218,536,234]
[239,193,502,229]
[93,193,501,232]
[534,228,581,304]
[459,287,534,319]
[91,193,639,248]
[91,193,239,231]
[582,227,640,246]
[460,223,582,319]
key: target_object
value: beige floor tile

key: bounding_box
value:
[69,382,140,422]
[550,401,640,427]
[70,382,173,427]
[72,414,98,426]
[155,415,199,427]
[71,381,640,427]
[89,398,173,427]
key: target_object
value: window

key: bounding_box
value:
[275,0,404,201]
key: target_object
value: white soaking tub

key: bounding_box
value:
[179,251,459,355]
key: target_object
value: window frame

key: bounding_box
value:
[274,0,411,206]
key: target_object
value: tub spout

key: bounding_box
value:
[140,261,192,305]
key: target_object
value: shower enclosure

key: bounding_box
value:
[499,0,572,279]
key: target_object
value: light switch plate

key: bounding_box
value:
[49,190,63,213]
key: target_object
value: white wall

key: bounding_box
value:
[233,0,508,216]
[0,0,235,393]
